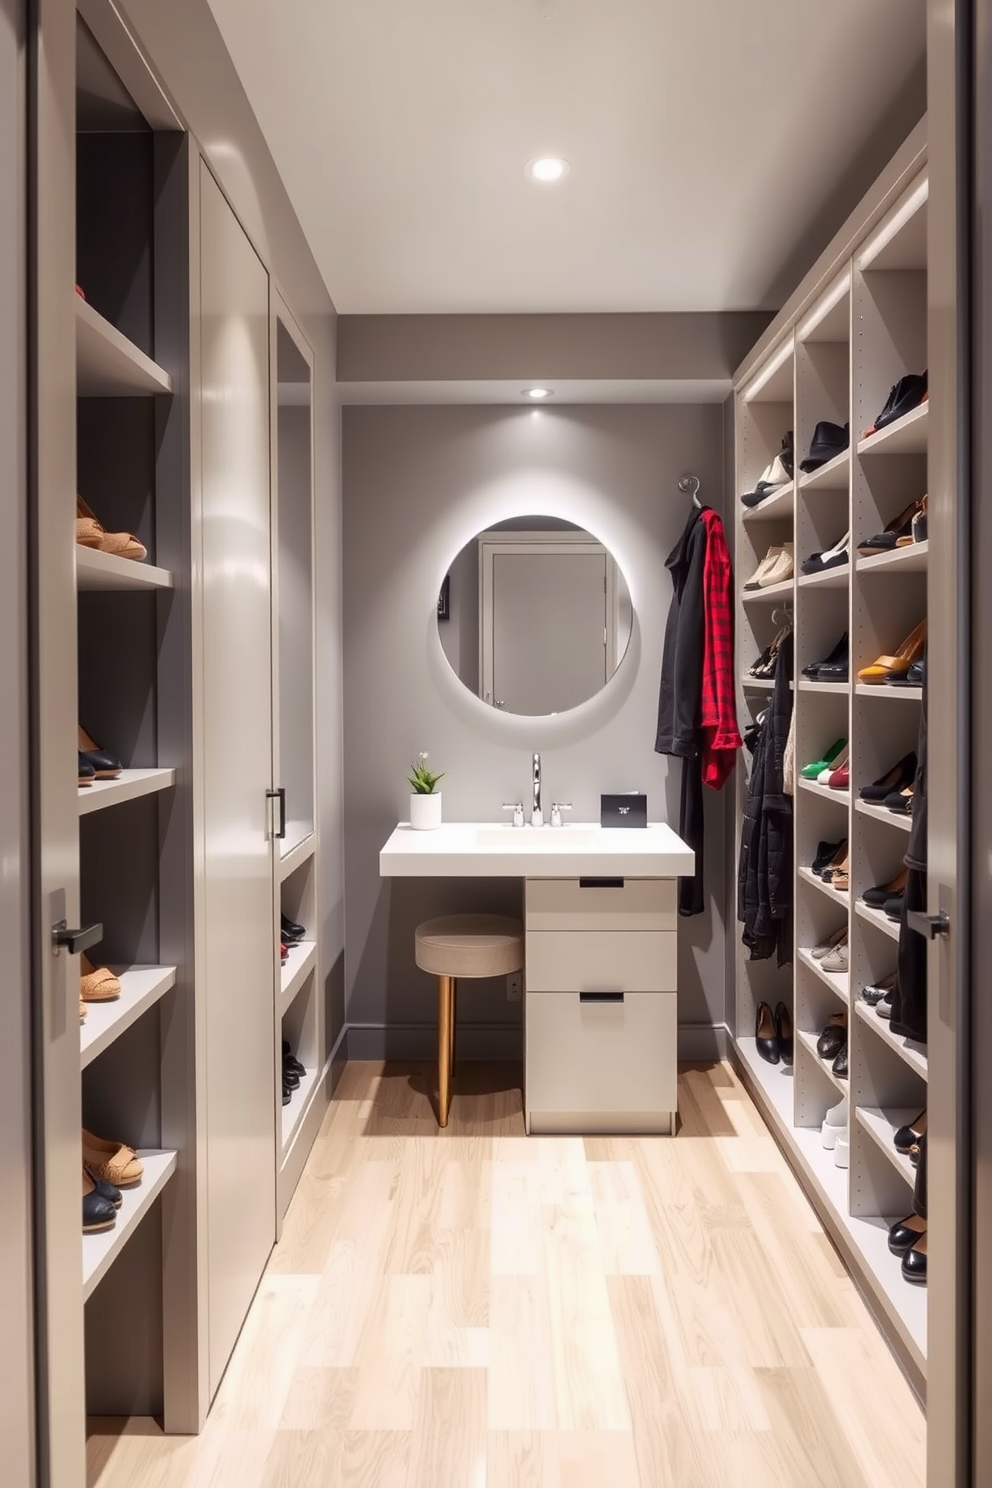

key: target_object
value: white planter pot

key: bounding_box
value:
[410,792,442,830]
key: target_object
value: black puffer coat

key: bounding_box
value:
[738,631,794,963]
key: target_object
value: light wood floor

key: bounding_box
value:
[88,1060,925,1488]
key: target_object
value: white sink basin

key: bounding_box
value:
[380,821,695,878]
[474,827,599,847]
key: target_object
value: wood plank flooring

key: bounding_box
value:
[87,1060,925,1488]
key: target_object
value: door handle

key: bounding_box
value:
[51,919,103,956]
[907,909,950,941]
[579,990,625,1003]
[579,877,624,889]
[267,787,286,839]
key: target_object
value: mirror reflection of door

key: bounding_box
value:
[480,532,617,715]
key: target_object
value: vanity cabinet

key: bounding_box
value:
[524,877,678,1134]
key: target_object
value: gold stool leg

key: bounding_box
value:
[438,975,453,1127]
[449,978,457,1077]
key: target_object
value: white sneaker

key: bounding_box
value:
[821,1097,848,1149]
[833,1134,850,1168]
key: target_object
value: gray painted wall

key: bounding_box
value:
[343,403,733,1059]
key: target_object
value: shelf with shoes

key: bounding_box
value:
[77,768,176,815]
[75,546,174,592]
[797,947,849,1003]
[741,481,795,523]
[857,539,928,574]
[279,941,317,1020]
[741,576,794,603]
[80,965,177,1069]
[854,999,928,1080]
[856,1106,922,1186]
[855,683,923,702]
[82,1149,177,1302]
[857,402,929,456]
[732,152,931,1397]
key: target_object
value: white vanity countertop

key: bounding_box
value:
[379,821,695,878]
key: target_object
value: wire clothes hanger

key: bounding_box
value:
[678,472,702,508]
[771,605,793,628]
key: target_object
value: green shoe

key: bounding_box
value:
[801,737,846,780]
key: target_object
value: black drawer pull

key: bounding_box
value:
[579,990,625,1003]
[579,877,624,889]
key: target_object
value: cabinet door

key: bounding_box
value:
[198,163,276,1397]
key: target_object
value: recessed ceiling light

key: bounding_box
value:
[524,387,553,400]
[528,157,569,183]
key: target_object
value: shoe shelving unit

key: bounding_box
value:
[732,159,930,1399]
[30,8,331,1481]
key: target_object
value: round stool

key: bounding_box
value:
[414,914,524,1127]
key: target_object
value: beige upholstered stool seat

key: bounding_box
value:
[414,914,523,1127]
[415,914,524,979]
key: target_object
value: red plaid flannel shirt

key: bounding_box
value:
[699,508,742,789]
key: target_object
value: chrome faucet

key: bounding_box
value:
[532,752,543,827]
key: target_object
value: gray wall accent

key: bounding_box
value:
[338,311,773,386]
[343,404,732,1053]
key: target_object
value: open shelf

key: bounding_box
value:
[278,941,316,1020]
[798,449,849,491]
[854,1000,928,1080]
[281,1063,320,1155]
[798,679,848,694]
[798,865,849,904]
[857,540,928,574]
[798,563,850,589]
[741,676,774,691]
[82,1149,177,1302]
[855,900,902,942]
[797,947,849,1003]
[857,402,928,456]
[77,768,176,815]
[855,684,923,702]
[856,800,912,833]
[857,1106,921,1186]
[80,965,176,1069]
[76,297,172,397]
[797,778,850,805]
[75,547,174,592]
[741,483,795,523]
[735,1037,795,1124]
[279,825,315,880]
[797,1030,848,1095]
[734,1038,927,1372]
[741,577,794,603]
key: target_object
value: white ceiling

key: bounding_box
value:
[206,0,925,315]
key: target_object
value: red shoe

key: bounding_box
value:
[828,762,850,790]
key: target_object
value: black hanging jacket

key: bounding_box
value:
[655,507,706,757]
[737,631,794,963]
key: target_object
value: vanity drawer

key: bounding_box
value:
[525,929,676,992]
[525,989,677,1126]
[525,876,676,931]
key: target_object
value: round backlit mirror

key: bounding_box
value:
[437,518,633,716]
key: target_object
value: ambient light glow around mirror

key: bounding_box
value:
[437,517,633,717]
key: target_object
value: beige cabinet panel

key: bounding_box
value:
[526,990,677,1132]
[198,162,276,1399]
[525,876,676,931]
[525,929,677,993]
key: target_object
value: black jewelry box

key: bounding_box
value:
[600,793,647,828]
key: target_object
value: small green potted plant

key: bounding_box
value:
[408,751,445,830]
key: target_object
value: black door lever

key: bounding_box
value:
[51,920,103,955]
[907,909,950,941]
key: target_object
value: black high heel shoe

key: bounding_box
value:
[775,1002,793,1067]
[755,1002,780,1065]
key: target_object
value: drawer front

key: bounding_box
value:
[526,990,677,1117]
[525,929,677,993]
[526,876,676,931]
